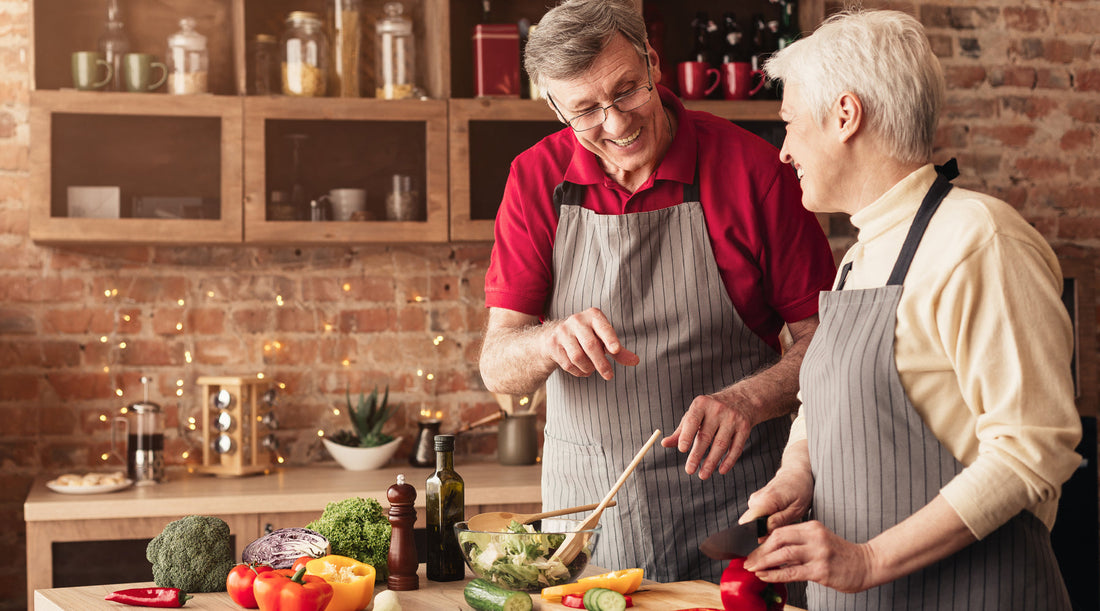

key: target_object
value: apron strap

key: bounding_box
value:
[836,160,958,290]
[886,161,958,286]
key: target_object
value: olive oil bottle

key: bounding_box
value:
[426,434,465,581]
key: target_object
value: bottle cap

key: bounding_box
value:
[434,434,455,452]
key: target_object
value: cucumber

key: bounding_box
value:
[581,588,627,611]
[594,589,627,611]
[463,578,533,611]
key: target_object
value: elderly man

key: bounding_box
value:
[478,0,835,582]
[740,10,1081,609]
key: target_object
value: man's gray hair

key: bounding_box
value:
[764,10,944,164]
[525,0,649,97]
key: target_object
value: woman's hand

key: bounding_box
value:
[740,439,813,530]
[744,521,878,594]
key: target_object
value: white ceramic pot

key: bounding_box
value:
[322,436,403,471]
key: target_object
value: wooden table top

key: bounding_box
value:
[34,566,807,610]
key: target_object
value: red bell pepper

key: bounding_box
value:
[104,587,192,608]
[226,563,275,608]
[720,557,787,611]
[253,567,334,611]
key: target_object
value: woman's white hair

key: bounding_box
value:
[764,10,944,164]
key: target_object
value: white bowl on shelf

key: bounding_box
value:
[322,436,403,471]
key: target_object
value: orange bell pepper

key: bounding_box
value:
[253,567,334,611]
[541,568,644,601]
[304,554,376,611]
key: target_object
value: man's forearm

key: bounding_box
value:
[480,320,558,395]
[715,316,817,424]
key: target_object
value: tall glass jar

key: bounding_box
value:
[166,17,209,94]
[250,34,279,95]
[97,0,130,92]
[328,0,362,97]
[282,11,328,97]
[375,2,417,99]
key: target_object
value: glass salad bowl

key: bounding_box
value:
[455,518,602,592]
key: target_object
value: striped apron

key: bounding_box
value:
[542,176,789,583]
[800,168,1072,610]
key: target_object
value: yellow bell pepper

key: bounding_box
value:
[541,568,643,601]
[303,554,376,611]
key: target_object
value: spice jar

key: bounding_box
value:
[328,0,362,97]
[167,17,209,94]
[282,11,328,97]
[375,2,417,99]
[250,34,279,95]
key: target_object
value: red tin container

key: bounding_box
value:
[473,23,520,97]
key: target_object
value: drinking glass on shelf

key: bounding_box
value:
[386,174,423,221]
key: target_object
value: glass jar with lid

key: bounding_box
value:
[375,2,417,99]
[281,11,328,97]
[166,17,209,94]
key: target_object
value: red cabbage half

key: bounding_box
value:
[242,527,331,569]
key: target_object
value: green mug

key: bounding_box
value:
[71,51,112,91]
[123,53,168,92]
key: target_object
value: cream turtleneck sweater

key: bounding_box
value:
[788,164,1082,539]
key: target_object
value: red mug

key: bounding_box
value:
[721,62,765,100]
[677,61,720,100]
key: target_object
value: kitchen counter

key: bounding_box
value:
[33,565,809,610]
[25,463,542,605]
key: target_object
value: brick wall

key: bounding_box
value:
[1,0,1098,608]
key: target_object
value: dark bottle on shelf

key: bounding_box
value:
[689,12,713,65]
[777,0,800,50]
[720,12,750,64]
[751,13,779,99]
[426,434,465,581]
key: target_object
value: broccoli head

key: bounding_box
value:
[306,497,392,581]
[146,515,236,592]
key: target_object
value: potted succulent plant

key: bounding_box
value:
[322,386,403,471]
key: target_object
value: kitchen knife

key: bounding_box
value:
[699,516,770,560]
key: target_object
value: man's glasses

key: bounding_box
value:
[549,59,654,133]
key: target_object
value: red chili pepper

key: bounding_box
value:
[720,557,787,611]
[104,587,193,608]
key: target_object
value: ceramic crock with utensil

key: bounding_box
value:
[494,387,545,466]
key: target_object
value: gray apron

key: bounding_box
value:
[800,165,1072,610]
[542,174,788,583]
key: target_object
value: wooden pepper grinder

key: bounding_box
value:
[387,473,419,590]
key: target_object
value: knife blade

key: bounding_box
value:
[699,516,770,560]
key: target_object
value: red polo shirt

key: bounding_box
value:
[485,86,836,350]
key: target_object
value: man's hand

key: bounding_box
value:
[660,391,755,480]
[543,307,639,380]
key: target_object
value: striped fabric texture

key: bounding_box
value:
[542,183,786,583]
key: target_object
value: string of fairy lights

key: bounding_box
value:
[93,277,455,466]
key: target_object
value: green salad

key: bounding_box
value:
[458,520,591,592]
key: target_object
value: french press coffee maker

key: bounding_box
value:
[111,376,165,485]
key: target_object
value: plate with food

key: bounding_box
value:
[46,471,133,494]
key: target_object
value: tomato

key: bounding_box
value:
[291,555,314,572]
[226,563,274,608]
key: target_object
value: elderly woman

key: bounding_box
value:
[739,10,1081,609]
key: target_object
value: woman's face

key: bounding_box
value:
[544,34,669,186]
[778,82,846,214]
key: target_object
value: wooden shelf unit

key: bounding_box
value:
[29,0,818,246]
